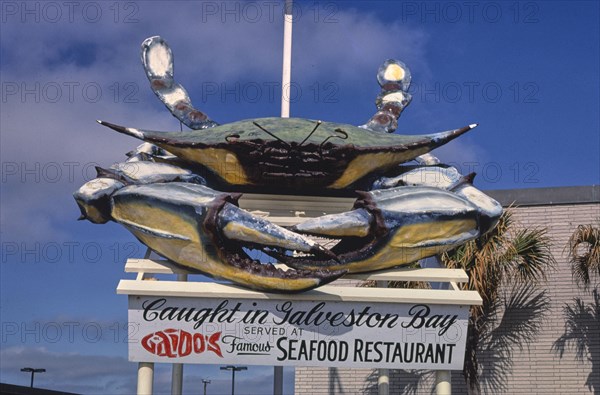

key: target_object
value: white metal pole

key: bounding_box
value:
[171,272,188,395]
[377,281,390,395]
[280,0,293,118]
[274,1,293,392]
[137,362,154,395]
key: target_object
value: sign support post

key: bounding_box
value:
[137,362,154,395]
[421,255,454,395]
[171,272,188,395]
[436,370,452,394]
[136,249,155,395]
[377,280,390,395]
[170,365,183,395]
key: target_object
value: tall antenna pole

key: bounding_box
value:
[280,0,293,118]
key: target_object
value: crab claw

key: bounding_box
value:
[73,178,125,224]
[453,183,503,235]
[281,186,493,274]
[109,182,344,292]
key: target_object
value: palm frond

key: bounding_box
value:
[567,224,600,289]
[503,228,555,283]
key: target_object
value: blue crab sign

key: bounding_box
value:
[74,36,502,293]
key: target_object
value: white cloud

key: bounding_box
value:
[1,2,431,244]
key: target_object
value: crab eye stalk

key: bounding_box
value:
[377,59,412,92]
[141,36,218,130]
[362,59,413,133]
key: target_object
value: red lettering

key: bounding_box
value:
[165,329,179,355]
[141,333,157,354]
[208,332,223,357]
[142,332,175,357]
[193,333,206,353]
[178,330,192,357]
[141,329,222,358]
[155,331,176,357]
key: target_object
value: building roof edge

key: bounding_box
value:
[485,185,600,207]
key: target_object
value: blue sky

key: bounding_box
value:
[1,1,599,393]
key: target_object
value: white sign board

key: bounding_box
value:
[128,295,469,370]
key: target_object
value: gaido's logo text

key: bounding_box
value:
[141,329,223,358]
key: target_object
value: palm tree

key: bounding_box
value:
[566,224,600,290]
[441,209,554,394]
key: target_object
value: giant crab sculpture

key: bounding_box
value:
[74,36,502,293]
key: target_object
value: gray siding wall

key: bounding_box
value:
[295,192,600,394]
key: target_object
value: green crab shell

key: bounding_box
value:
[99,117,474,190]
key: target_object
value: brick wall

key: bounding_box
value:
[295,188,600,394]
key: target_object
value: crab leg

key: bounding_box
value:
[372,165,464,190]
[109,183,344,292]
[141,36,218,130]
[370,164,502,232]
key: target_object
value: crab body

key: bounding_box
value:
[100,117,472,193]
[74,36,502,293]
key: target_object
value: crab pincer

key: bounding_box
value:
[109,183,344,292]
[283,186,498,274]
